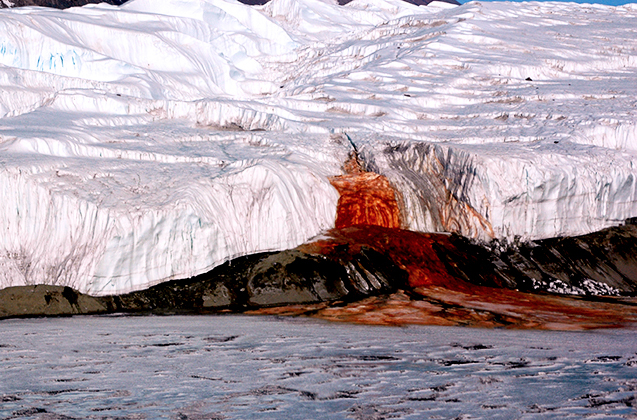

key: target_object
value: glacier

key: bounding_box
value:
[0,0,636,295]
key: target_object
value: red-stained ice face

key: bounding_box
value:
[255,158,637,330]
[261,225,637,330]
[329,155,403,230]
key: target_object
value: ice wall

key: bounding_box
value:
[1,0,636,293]
[362,139,637,241]
[0,117,344,294]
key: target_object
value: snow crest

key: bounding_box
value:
[1,0,636,293]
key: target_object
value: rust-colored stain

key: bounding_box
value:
[290,225,637,330]
[251,289,637,330]
[255,156,637,330]
[329,155,402,229]
[300,226,459,289]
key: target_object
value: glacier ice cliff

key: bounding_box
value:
[0,0,636,294]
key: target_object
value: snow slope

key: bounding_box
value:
[0,0,636,294]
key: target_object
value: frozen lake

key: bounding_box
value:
[1,315,636,419]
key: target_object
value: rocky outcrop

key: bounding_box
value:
[0,0,460,8]
[0,285,107,318]
[0,244,408,318]
[489,223,637,296]
[0,0,126,8]
[251,224,637,330]
[106,244,407,314]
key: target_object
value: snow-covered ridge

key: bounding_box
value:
[1,0,636,294]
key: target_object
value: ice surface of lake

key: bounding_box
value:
[1,315,636,419]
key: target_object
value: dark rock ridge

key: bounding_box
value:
[296,223,637,298]
[1,222,637,324]
[0,0,460,9]
[337,0,460,5]
[0,285,108,318]
[105,245,408,314]
[487,223,637,296]
[254,223,637,330]
[0,0,127,8]
[0,245,408,318]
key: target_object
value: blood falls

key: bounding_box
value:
[0,0,636,313]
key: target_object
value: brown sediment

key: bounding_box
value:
[329,154,402,229]
[282,153,637,330]
[439,194,495,240]
[266,225,637,330]
[296,157,637,329]
[252,290,637,330]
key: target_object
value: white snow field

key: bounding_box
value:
[0,0,636,294]
[1,315,637,419]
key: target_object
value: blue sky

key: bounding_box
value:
[459,0,634,5]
